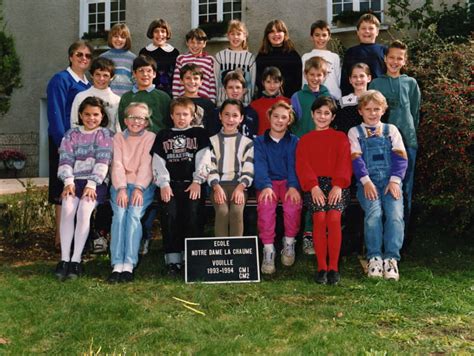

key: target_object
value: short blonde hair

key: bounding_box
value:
[267,100,295,125]
[357,13,381,29]
[125,102,152,118]
[304,56,328,75]
[358,90,388,110]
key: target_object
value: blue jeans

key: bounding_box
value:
[357,182,404,260]
[110,184,155,267]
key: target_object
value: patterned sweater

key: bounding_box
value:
[100,49,137,96]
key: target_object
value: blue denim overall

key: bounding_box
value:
[356,124,404,260]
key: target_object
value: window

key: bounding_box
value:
[191,0,242,27]
[79,0,126,37]
[328,0,383,26]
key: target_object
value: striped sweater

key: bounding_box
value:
[100,49,137,96]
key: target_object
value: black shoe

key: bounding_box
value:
[107,271,121,284]
[54,261,69,281]
[119,271,134,283]
[327,270,341,285]
[166,263,182,278]
[315,270,328,284]
[67,262,83,279]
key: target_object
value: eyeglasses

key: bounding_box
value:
[74,51,92,59]
[125,116,149,123]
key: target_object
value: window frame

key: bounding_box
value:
[327,0,384,26]
[79,0,126,38]
[191,0,243,28]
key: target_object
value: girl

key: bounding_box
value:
[139,19,179,96]
[108,102,156,283]
[250,66,290,135]
[333,63,372,134]
[100,23,137,96]
[255,20,302,98]
[54,96,113,281]
[214,20,256,106]
[208,99,254,237]
[296,96,352,285]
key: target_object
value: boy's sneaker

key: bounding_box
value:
[281,239,295,266]
[120,271,134,283]
[67,262,83,280]
[327,270,341,285]
[367,257,383,278]
[166,263,182,278]
[92,234,108,254]
[315,270,327,284]
[261,249,276,275]
[54,261,69,281]
[139,239,150,255]
[302,232,315,255]
[383,258,400,281]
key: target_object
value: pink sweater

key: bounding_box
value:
[111,130,156,190]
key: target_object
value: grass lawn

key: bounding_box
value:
[0,226,473,354]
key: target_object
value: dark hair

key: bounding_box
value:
[220,98,245,116]
[258,19,296,54]
[170,96,196,116]
[179,63,204,79]
[132,55,157,72]
[261,66,283,83]
[89,57,115,77]
[78,96,109,128]
[146,19,172,40]
[68,40,93,66]
[311,96,337,115]
[310,20,331,36]
[185,28,208,42]
[107,23,132,50]
[223,69,246,88]
[388,40,408,55]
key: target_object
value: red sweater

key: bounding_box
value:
[296,128,352,191]
[250,95,291,136]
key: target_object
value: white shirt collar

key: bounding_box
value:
[67,67,89,85]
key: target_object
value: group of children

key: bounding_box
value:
[47,13,420,285]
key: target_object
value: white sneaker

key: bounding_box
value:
[92,236,108,254]
[139,239,150,255]
[383,258,400,281]
[261,249,276,274]
[281,239,295,266]
[302,234,315,255]
[367,257,383,278]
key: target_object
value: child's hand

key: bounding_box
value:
[311,185,326,206]
[213,184,226,205]
[61,184,75,199]
[363,181,378,200]
[231,184,246,205]
[131,188,144,206]
[82,187,97,201]
[285,187,301,204]
[258,188,276,204]
[385,181,401,200]
[328,186,342,205]
[116,188,129,208]
[185,182,201,200]
[160,186,173,203]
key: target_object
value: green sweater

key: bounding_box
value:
[118,88,171,133]
[370,74,421,148]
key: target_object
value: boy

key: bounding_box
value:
[118,55,171,134]
[369,40,421,229]
[254,101,302,274]
[178,63,215,129]
[348,90,408,281]
[340,13,387,96]
[150,97,211,276]
[301,20,342,100]
[172,28,216,102]
[70,57,121,132]
[291,56,330,138]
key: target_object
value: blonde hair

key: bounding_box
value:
[108,23,132,50]
[227,19,249,50]
[125,102,152,118]
[358,90,388,110]
[304,56,328,75]
[357,13,381,29]
[267,100,295,125]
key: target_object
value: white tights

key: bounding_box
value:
[60,196,97,262]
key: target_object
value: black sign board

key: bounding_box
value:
[185,236,260,284]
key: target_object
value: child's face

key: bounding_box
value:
[220,104,244,134]
[305,68,326,91]
[269,106,291,135]
[69,45,92,74]
[152,27,168,47]
[187,38,206,56]
[357,21,379,44]
[268,26,285,47]
[385,47,407,77]
[92,69,113,90]
[228,29,246,50]
[124,106,149,134]
[312,104,335,131]
[359,100,386,126]
[80,105,103,131]
[311,28,330,50]
[134,66,156,90]
[181,71,203,96]
[225,80,245,100]
[171,105,193,129]
[263,77,281,96]
[349,68,371,92]
[111,33,127,50]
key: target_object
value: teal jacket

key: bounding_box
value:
[370,74,421,148]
